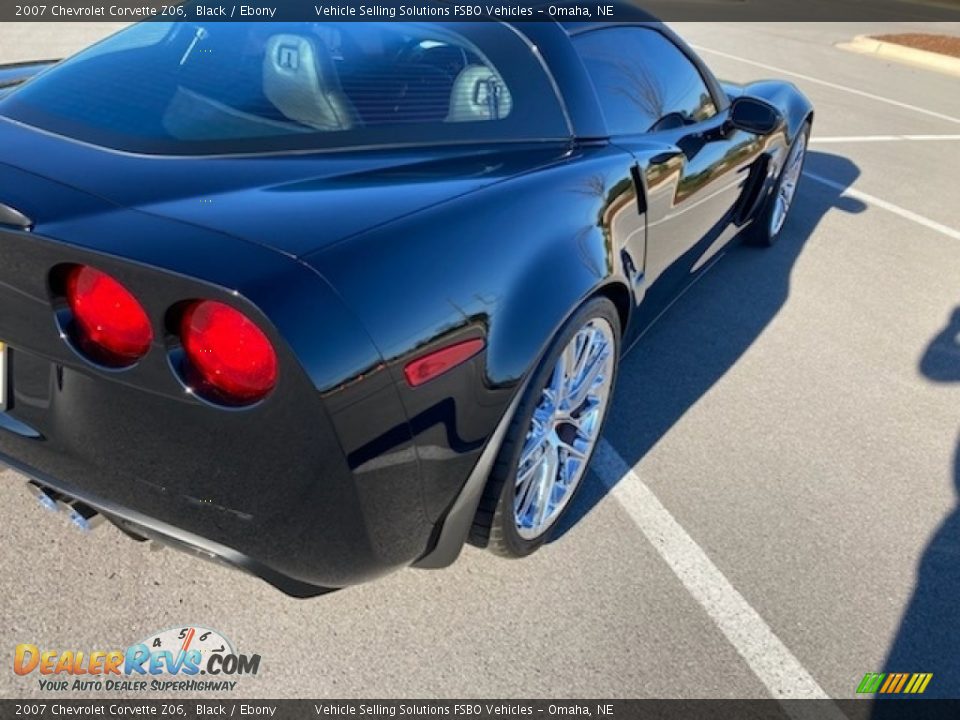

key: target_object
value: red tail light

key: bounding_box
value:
[65,265,153,367]
[404,338,485,387]
[180,300,278,405]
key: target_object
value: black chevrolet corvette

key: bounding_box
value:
[0,15,812,595]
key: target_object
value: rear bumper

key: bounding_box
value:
[0,337,499,593]
[0,352,423,592]
[3,451,335,597]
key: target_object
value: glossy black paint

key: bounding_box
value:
[0,19,812,593]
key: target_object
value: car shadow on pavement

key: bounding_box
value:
[871,310,960,707]
[552,150,867,539]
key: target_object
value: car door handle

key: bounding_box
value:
[0,202,33,231]
[649,146,685,165]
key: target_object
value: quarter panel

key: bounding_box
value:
[305,143,640,520]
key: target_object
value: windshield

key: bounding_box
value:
[0,22,569,155]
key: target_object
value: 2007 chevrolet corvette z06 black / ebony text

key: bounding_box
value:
[0,13,812,595]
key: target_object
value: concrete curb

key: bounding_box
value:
[837,34,960,78]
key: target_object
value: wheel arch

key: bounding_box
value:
[464,287,625,551]
[415,249,632,566]
[483,232,632,386]
[594,280,631,340]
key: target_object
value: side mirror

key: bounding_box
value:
[728,96,784,135]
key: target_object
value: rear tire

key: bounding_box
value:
[471,297,621,558]
[749,120,811,247]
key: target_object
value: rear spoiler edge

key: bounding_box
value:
[0,59,59,89]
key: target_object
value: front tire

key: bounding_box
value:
[749,120,811,247]
[472,297,621,558]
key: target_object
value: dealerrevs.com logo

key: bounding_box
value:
[14,626,261,693]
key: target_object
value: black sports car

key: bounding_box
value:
[0,15,812,595]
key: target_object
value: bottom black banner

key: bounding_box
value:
[3,700,960,720]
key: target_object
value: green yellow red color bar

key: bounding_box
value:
[857,672,933,694]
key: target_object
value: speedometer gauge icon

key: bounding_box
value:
[136,626,235,671]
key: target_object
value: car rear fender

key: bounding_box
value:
[305,146,637,554]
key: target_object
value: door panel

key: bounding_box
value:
[635,113,762,288]
[573,26,764,336]
[621,117,762,333]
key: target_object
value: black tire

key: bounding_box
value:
[748,120,811,247]
[470,296,621,558]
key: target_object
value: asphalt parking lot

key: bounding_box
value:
[2,20,960,701]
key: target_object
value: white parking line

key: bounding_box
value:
[592,439,845,710]
[811,134,960,143]
[803,171,960,241]
[691,45,960,126]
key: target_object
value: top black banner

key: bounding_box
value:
[5,0,960,22]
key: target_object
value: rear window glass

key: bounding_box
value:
[0,22,569,155]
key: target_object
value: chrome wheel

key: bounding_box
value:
[513,318,615,539]
[769,131,807,237]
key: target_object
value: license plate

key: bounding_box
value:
[0,342,6,411]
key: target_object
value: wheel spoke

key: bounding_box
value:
[567,345,609,410]
[570,400,600,436]
[772,196,786,233]
[789,139,805,173]
[558,437,588,461]
[515,465,539,521]
[532,466,555,531]
[552,359,570,401]
[518,432,545,470]
[559,454,584,492]
[514,444,547,518]
[769,134,806,237]
[569,329,592,384]
[560,340,578,386]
